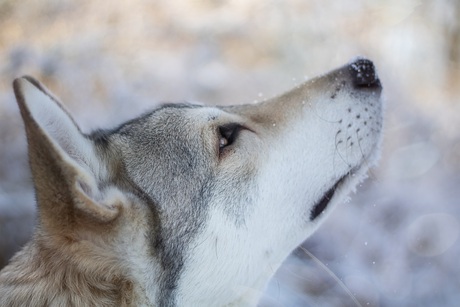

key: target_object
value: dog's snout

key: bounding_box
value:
[348,58,381,89]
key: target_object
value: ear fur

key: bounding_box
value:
[13,77,122,231]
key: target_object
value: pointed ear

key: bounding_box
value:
[13,77,122,231]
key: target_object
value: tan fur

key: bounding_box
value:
[0,78,140,306]
[0,189,156,306]
[0,235,134,306]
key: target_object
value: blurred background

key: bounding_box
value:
[0,0,459,306]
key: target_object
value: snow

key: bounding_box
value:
[0,0,459,305]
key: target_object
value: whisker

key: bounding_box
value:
[355,131,381,183]
[300,246,363,307]
[334,130,349,168]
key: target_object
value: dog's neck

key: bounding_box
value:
[0,232,268,307]
[159,211,296,307]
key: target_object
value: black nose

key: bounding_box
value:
[349,58,381,89]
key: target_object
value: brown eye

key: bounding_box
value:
[219,137,229,148]
[218,124,242,151]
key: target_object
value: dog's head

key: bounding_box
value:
[13,58,383,305]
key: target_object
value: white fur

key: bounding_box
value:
[175,84,382,306]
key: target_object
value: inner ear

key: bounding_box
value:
[15,77,97,169]
[13,76,122,226]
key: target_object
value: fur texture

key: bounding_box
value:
[0,58,383,306]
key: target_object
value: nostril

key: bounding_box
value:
[349,58,381,88]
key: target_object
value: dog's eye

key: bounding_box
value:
[218,124,242,151]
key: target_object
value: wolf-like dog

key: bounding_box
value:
[0,58,383,306]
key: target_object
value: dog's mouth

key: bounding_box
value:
[310,173,349,221]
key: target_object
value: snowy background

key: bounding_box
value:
[1,0,459,306]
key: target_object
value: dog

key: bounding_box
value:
[0,58,383,306]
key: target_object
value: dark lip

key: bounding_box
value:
[310,173,349,221]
